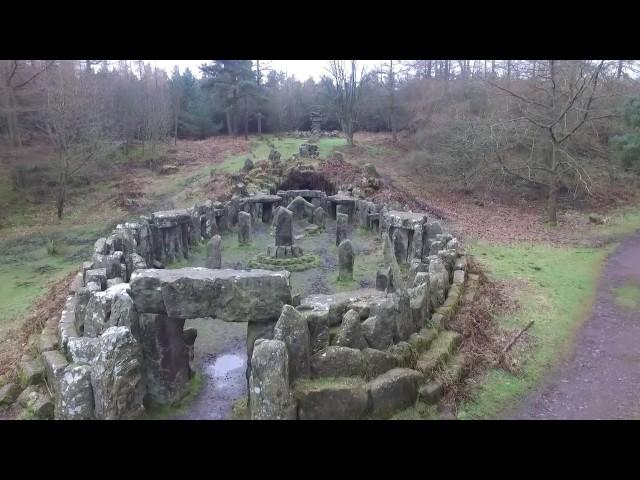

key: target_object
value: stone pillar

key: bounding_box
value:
[313,207,325,229]
[336,213,348,247]
[206,235,222,269]
[338,239,354,282]
[249,339,296,420]
[238,211,252,245]
[275,208,293,247]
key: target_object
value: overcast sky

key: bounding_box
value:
[148,60,384,81]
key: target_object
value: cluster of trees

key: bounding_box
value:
[1,60,639,222]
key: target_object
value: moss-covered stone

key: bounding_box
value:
[293,377,369,420]
[248,253,320,272]
[415,330,462,378]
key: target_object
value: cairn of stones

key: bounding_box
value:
[5,154,470,421]
[298,144,319,158]
[310,110,322,137]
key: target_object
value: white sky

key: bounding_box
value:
[148,60,384,81]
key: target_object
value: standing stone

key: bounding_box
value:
[275,208,293,247]
[56,364,94,420]
[91,326,145,420]
[249,339,296,420]
[273,305,311,381]
[336,213,348,247]
[137,314,191,407]
[313,207,326,229]
[206,235,222,269]
[392,228,409,265]
[376,266,392,292]
[237,211,252,246]
[338,239,354,282]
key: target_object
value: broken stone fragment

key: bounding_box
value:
[334,309,368,350]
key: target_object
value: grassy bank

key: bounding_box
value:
[458,242,613,419]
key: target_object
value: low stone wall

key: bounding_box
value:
[247,235,467,420]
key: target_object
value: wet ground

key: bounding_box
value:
[168,216,383,420]
[506,229,640,419]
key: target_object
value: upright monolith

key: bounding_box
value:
[338,239,354,282]
[238,211,252,245]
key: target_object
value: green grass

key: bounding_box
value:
[0,222,109,330]
[613,281,640,310]
[593,205,640,238]
[389,402,439,420]
[220,135,346,173]
[457,241,613,419]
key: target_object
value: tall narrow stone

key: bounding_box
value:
[249,339,296,420]
[273,305,311,381]
[238,211,252,245]
[338,239,354,282]
[336,213,348,247]
[313,207,325,229]
[206,235,222,269]
[275,208,293,247]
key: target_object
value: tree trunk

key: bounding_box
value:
[243,96,249,140]
[617,60,624,79]
[226,109,233,136]
[546,143,558,225]
[57,167,67,220]
[174,110,178,146]
[257,112,262,135]
[389,60,397,143]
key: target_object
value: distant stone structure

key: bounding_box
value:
[310,109,322,136]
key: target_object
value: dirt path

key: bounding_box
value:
[506,229,640,420]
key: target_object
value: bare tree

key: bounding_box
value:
[0,60,54,147]
[327,60,364,146]
[488,60,609,224]
[39,61,106,219]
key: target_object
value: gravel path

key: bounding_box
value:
[506,230,640,420]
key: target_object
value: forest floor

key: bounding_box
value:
[3,132,640,420]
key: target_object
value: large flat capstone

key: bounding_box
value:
[383,210,428,230]
[129,268,292,322]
